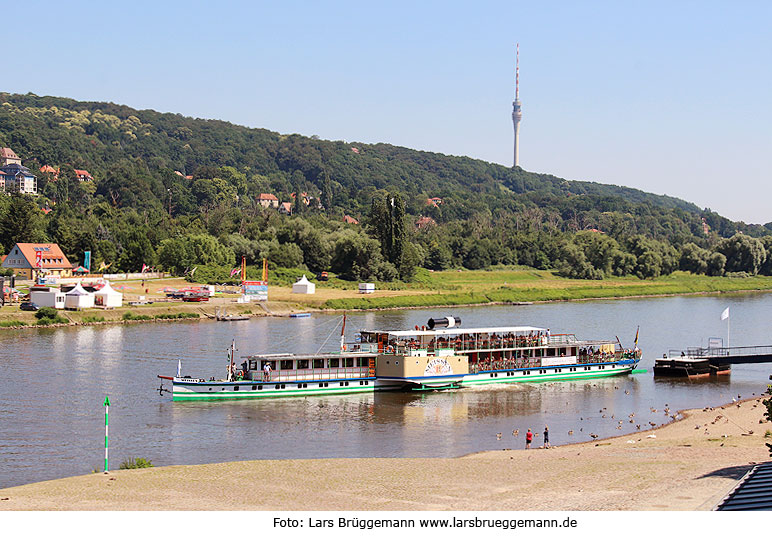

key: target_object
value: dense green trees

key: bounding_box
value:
[158,234,235,274]
[2,92,772,284]
[716,234,766,275]
[0,194,44,251]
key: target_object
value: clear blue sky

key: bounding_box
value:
[7,1,771,222]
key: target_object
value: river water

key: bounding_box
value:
[1,293,771,488]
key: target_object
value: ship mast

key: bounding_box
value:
[340,314,347,352]
[227,339,235,381]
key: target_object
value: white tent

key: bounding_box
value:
[94,280,123,308]
[292,275,316,294]
[64,282,95,309]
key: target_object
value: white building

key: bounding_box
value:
[292,275,315,294]
[29,287,66,309]
[94,280,123,308]
[358,283,375,294]
[64,282,95,309]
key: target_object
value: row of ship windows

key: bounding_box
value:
[208,380,371,392]
[489,364,616,377]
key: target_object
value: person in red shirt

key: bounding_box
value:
[525,428,533,449]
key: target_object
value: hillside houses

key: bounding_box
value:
[0,147,37,194]
[1,163,37,194]
[1,147,21,166]
[257,193,279,208]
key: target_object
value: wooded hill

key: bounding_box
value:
[1,91,770,282]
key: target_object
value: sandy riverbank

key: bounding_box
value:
[1,397,769,511]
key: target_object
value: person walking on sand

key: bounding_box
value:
[525,428,533,449]
[543,426,550,448]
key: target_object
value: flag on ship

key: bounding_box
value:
[230,267,241,277]
[141,263,148,273]
[634,326,639,349]
[721,307,730,321]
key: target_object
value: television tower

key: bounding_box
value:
[512,43,523,168]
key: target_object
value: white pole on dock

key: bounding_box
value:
[103,396,110,474]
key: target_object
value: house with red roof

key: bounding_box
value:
[279,202,293,215]
[1,243,73,279]
[426,197,442,207]
[290,192,312,206]
[257,193,279,208]
[40,165,60,178]
[415,216,436,229]
[342,215,359,225]
[74,169,94,182]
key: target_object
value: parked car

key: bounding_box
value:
[20,302,39,311]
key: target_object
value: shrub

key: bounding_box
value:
[35,307,59,320]
[82,316,106,324]
[36,316,68,326]
[119,457,154,470]
[34,308,69,325]
[153,312,199,320]
[0,320,26,327]
[122,312,152,321]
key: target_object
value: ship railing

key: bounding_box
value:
[547,334,577,344]
[668,345,772,359]
[387,336,551,355]
[576,351,634,364]
[267,366,370,383]
[471,358,541,373]
[469,350,636,373]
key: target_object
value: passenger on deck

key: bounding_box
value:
[263,362,272,381]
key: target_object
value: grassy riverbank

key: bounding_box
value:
[321,269,772,310]
[2,270,772,328]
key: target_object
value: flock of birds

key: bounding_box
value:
[493,387,756,444]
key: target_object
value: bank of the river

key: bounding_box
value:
[0,299,310,329]
[1,396,767,511]
[4,269,772,329]
[321,270,772,310]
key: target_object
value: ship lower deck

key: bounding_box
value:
[172,359,638,400]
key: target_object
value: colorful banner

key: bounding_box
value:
[243,280,268,301]
[84,251,91,272]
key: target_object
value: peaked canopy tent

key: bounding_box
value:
[94,280,123,308]
[64,282,95,309]
[292,275,316,294]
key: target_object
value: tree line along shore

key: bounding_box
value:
[4,93,772,303]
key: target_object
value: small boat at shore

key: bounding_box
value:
[158,316,641,401]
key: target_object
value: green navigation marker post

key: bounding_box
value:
[103,396,110,474]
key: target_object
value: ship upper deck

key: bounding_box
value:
[361,326,548,338]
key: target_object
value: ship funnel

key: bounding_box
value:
[427,316,461,329]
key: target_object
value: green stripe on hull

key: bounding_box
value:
[173,385,384,401]
[461,367,634,386]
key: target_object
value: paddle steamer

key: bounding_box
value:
[158,316,641,401]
